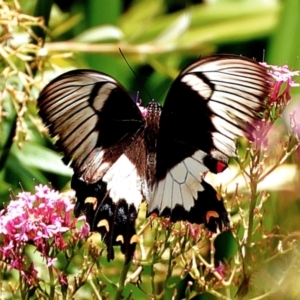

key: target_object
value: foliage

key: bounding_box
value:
[0,0,300,299]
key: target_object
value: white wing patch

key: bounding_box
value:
[95,82,117,107]
[148,150,209,212]
[181,74,212,99]
[102,154,144,209]
[80,148,111,183]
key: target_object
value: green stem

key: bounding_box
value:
[89,278,102,300]
[251,290,276,300]
[30,0,53,77]
[19,272,26,300]
[150,254,156,297]
[245,177,258,252]
[0,112,16,171]
[259,141,300,183]
[114,261,131,300]
[48,266,55,299]
[207,288,232,300]
[156,250,174,299]
[31,0,53,42]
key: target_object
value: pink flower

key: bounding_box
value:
[211,262,225,280]
[137,102,148,116]
[260,62,299,103]
[76,216,90,238]
[188,223,201,240]
[46,257,57,267]
[248,62,299,148]
[0,184,89,276]
[57,270,68,286]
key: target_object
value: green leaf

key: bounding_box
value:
[153,12,190,45]
[4,157,48,191]
[123,0,280,45]
[119,0,164,40]
[51,13,83,38]
[13,142,72,176]
[267,0,300,68]
[74,25,124,43]
[179,12,278,49]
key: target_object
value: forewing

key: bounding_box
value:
[38,69,145,183]
[157,55,271,172]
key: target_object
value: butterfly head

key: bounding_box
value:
[146,100,162,115]
[144,100,162,125]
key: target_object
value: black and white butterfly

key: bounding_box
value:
[38,54,271,262]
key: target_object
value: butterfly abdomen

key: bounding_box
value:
[144,101,162,190]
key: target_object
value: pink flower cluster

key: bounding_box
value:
[250,63,299,148]
[0,184,89,284]
[260,62,299,104]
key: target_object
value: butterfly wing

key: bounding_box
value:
[38,70,146,261]
[38,70,145,182]
[150,55,271,229]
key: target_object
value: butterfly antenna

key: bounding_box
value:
[119,48,152,102]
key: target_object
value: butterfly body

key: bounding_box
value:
[38,54,271,261]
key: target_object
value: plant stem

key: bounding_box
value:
[31,0,53,43]
[89,278,102,300]
[45,41,184,55]
[30,0,53,76]
[19,273,26,300]
[245,178,257,252]
[114,261,131,300]
[48,266,55,299]
[0,113,16,171]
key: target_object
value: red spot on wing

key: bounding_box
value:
[216,161,227,173]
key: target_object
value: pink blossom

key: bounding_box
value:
[188,223,201,240]
[248,62,299,148]
[57,270,68,286]
[260,62,299,103]
[211,262,225,280]
[137,102,148,116]
[46,257,57,267]
[76,216,90,238]
[0,184,89,277]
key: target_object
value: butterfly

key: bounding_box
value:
[38,54,271,262]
